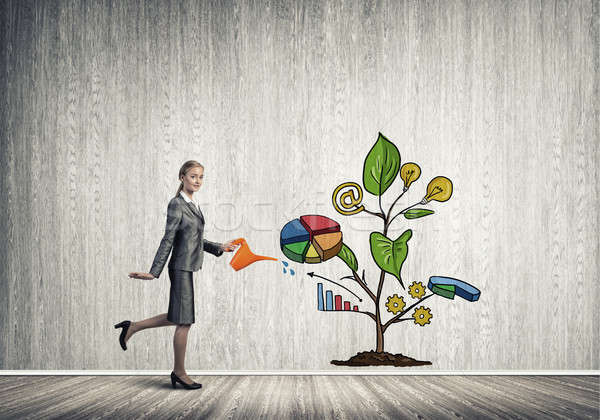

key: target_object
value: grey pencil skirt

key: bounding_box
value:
[167,268,195,325]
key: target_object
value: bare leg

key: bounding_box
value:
[124,313,174,344]
[173,324,193,384]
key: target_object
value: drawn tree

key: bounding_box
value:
[328,132,479,366]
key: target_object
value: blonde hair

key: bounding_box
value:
[175,160,204,197]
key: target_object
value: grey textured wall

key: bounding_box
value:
[1,0,598,371]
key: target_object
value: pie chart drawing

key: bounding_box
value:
[427,276,480,302]
[280,215,343,264]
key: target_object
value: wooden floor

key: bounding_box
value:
[0,375,597,419]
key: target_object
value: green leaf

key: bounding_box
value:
[362,132,401,196]
[369,230,412,288]
[337,243,358,272]
[404,208,435,219]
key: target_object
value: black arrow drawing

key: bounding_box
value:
[307,272,362,302]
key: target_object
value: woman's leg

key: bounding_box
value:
[124,313,175,344]
[173,324,193,384]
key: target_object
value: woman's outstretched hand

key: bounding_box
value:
[129,272,155,280]
[221,240,239,252]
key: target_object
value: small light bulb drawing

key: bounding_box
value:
[421,176,453,204]
[400,162,421,192]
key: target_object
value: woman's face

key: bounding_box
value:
[181,166,204,193]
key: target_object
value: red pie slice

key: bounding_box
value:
[300,215,340,239]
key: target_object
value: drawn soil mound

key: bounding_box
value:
[331,351,432,367]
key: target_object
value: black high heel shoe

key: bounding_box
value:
[114,320,131,351]
[171,371,202,390]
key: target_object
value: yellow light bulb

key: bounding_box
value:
[422,176,453,203]
[400,162,421,191]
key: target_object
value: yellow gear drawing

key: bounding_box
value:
[385,294,406,315]
[412,306,432,326]
[408,281,426,299]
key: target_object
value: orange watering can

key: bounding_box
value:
[228,238,278,271]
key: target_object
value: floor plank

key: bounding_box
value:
[0,376,597,419]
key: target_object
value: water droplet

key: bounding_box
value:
[290,269,295,276]
[283,268,287,274]
[282,261,289,267]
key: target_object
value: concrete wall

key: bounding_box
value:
[1,0,597,370]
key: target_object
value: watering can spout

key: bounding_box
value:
[229,238,278,271]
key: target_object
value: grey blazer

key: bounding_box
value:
[149,195,223,278]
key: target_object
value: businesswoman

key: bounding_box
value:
[115,160,238,390]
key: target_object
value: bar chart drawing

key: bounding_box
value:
[317,283,325,310]
[317,283,359,312]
